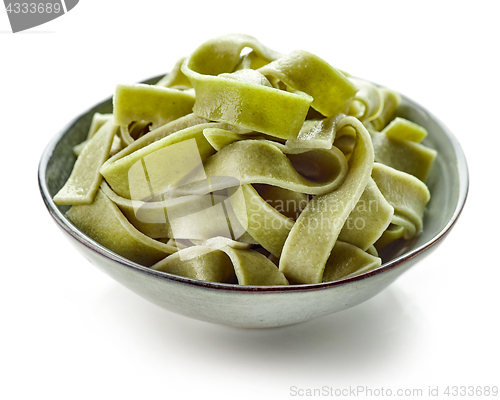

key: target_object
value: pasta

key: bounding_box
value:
[54,34,437,285]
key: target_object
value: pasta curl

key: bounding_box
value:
[55,34,437,286]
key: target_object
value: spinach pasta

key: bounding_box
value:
[54,34,436,285]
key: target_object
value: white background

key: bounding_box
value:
[1,1,499,399]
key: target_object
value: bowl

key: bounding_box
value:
[38,77,468,328]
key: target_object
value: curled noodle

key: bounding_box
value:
[54,34,437,285]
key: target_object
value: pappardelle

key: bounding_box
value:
[54,34,436,286]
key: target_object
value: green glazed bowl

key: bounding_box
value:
[38,78,468,328]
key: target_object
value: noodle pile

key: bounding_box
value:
[54,34,436,285]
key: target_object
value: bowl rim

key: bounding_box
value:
[38,87,469,294]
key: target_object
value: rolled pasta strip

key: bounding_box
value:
[254,184,308,221]
[66,190,176,266]
[230,188,384,280]
[119,126,135,147]
[152,246,236,283]
[283,114,344,153]
[366,245,378,257]
[152,244,288,285]
[374,223,406,250]
[231,178,391,259]
[222,246,289,286]
[182,34,313,140]
[118,121,152,154]
[79,135,122,159]
[74,113,113,155]
[54,119,118,205]
[183,33,281,75]
[101,180,248,243]
[234,50,272,71]
[348,78,383,122]
[156,57,193,89]
[203,128,247,151]
[322,241,381,282]
[106,113,209,165]
[100,123,221,199]
[230,184,294,258]
[203,139,348,196]
[101,180,173,239]
[333,125,357,157]
[123,120,151,143]
[113,83,195,130]
[371,162,430,239]
[219,68,274,87]
[258,50,358,117]
[367,88,401,131]
[87,112,113,140]
[203,121,340,155]
[338,178,394,250]
[203,119,340,154]
[279,116,374,284]
[73,112,114,155]
[381,117,428,143]
[73,141,87,157]
[192,236,253,250]
[371,130,437,182]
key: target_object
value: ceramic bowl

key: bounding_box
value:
[38,77,468,328]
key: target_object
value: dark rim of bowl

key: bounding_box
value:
[38,88,469,294]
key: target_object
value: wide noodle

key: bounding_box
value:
[54,34,437,285]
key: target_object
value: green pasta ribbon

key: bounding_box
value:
[100,123,218,199]
[113,83,195,130]
[152,242,289,286]
[181,34,315,140]
[152,246,237,283]
[371,163,430,239]
[382,117,428,143]
[279,116,374,284]
[371,130,437,182]
[229,184,294,258]
[54,119,118,205]
[348,78,383,123]
[203,139,348,196]
[258,50,358,117]
[156,57,192,89]
[337,178,394,250]
[54,34,437,286]
[66,190,176,266]
[374,224,406,250]
[322,241,382,282]
[366,88,401,131]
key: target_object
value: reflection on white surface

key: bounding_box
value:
[93,282,427,388]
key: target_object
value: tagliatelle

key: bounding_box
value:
[113,84,196,130]
[371,163,431,239]
[54,120,118,205]
[322,241,382,282]
[203,139,349,196]
[66,190,176,266]
[279,117,375,284]
[56,34,437,286]
[370,130,437,182]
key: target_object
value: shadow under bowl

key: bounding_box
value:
[38,79,468,328]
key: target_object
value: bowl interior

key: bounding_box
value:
[40,81,468,287]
